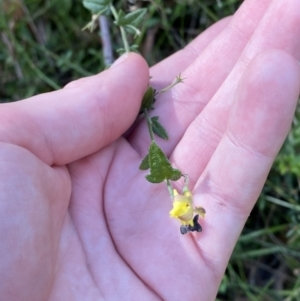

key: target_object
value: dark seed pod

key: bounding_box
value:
[180,225,189,235]
[180,214,203,235]
[189,214,202,232]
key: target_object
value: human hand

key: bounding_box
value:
[1,1,300,300]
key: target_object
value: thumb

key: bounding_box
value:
[0,53,149,165]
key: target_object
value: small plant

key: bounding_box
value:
[82,0,205,234]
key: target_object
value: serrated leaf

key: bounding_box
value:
[139,154,150,170]
[146,141,182,183]
[169,169,182,181]
[151,116,169,140]
[140,86,155,113]
[115,8,147,27]
[82,0,110,14]
[145,174,165,183]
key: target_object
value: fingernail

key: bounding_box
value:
[110,53,129,68]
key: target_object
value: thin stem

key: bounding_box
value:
[183,174,189,186]
[166,180,174,199]
[109,4,118,19]
[144,109,154,141]
[82,7,108,32]
[120,26,130,53]
[156,74,184,95]
[110,4,130,53]
[182,174,190,193]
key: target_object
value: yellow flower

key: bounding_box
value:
[169,188,206,231]
[169,189,194,226]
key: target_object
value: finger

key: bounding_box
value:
[123,17,231,140]
[173,0,300,187]
[130,0,272,155]
[0,53,149,166]
[149,16,231,89]
[192,50,300,279]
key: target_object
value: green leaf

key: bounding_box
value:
[129,8,147,28]
[169,169,182,181]
[145,174,165,183]
[82,0,110,14]
[151,116,169,140]
[139,154,150,170]
[140,86,155,113]
[146,142,182,183]
[124,24,141,37]
[115,8,147,27]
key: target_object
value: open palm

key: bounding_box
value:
[1,1,300,300]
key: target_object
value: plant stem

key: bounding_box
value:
[144,109,154,141]
[144,108,177,199]
[109,4,118,21]
[110,4,130,53]
[157,74,184,95]
[182,174,190,193]
[120,27,130,53]
[166,179,174,199]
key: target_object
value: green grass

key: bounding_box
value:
[1,1,300,300]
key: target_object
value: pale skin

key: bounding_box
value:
[1,0,300,300]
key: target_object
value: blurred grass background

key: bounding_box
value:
[1,0,300,300]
